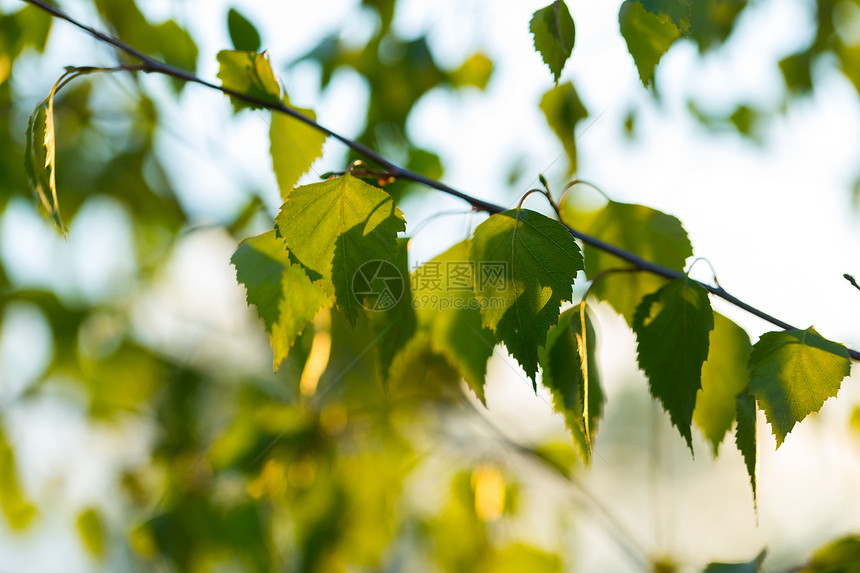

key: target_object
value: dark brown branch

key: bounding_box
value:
[21,0,860,361]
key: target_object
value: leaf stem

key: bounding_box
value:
[21,0,860,361]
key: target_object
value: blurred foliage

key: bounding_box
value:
[1,1,860,572]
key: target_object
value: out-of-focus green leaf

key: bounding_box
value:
[216,50,281,112]
[539,305,603,463]
[529,441,579,475]
[156,20,198,76]
[562,198,692,324]
[93,0,196,83]
[540,82,588,175]
[800,535,860,573]
[0,428,37,529]
[703,549,766,572]
[449,53,494,89]
[838,42,860,97]
[694,313,752,455]
[362,0,396,33]
[479,543,563,573]
[275,174,406,326]
[412,241,495,403]
[619,0,681,86]
[0,4,53,85]
[689,0,748,52]
[232,231,330,370]
[82,342,170,418]
[77,507,105,558]
[632,276,714,450]
[735,390,757,503]
[780,49,814,94]
[469,209,583,382]
[748,328,851,447]
[387,334,462,399]
[530,1,576,83]
[269,98,326,200]
[227,8,262,52]
[368,239,416,381]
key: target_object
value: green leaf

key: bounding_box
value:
[632,276,714,450]
[469,209,583,382]
[412,241,495,403]
[479,543,563,573]
[618,0,681,86]
[539,305,604,463]
[156,20,198,74]
[735,390,757,504]
[231,230,330,370]
[748,328,851,447]
[530,1,576,82]
[638,0,691,34]
[275,174,406,326]
[227,8,262,52]
[216,50,281,112]
[24,88,63,235]
[802,536,860,572]
[704,549,766,573]
[77,508,105,558]
[689,0,748,52]
[694,313,752,455]
[562,199,692,324]
[387,334,462,400]
[0,428,36,530]
[368,238,417,381]
[270,98,326,200]
[448,53,494,90]
[540,82,588,175]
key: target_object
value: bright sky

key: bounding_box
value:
[2,0,860,570]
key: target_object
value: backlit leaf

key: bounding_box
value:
[24,86,63,234]
[530,1,576,83]
[469,209,583,382]
[479,543,563,573]
[619,0,681,86]
[77,508,105,558]
[156,20,198,74]
[801,536,860,572]
[0,428,36,529]
[216,50,281,112]
[540,82,588,175]
[704,549,766,573]
[633,276,714,450]
[270,97,326,200]
[748,328,851,447]
[562,198,692,324]
[539,305,603,463]
[368,238,416,381]
[412,241,496,403]
[694,313,752,455]
[232,230,330,370]
[387,334,462,400]
[449,53,494,90]
[275,174,406,326]
[227,8,262,52]
[735,390,757,504]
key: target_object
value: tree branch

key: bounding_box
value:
[21,0,860,361]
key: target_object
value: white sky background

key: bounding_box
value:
[2,0,860,571]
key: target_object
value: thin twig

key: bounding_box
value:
[21,0,860,361]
